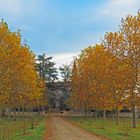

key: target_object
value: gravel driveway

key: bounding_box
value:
[50,117,106,140]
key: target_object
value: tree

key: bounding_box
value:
[120,12,140,128]
[70,45,115,117]
[0,20,45,119]
[59,64,71,83]
[36,54,58,82]
[103,32,130,124]
[59,64,71,109]
[70,60,79,109]
[70,10,140,129]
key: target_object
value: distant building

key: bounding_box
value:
[47,82,70,110]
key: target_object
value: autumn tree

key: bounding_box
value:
[70,45,116,118]
[103,32,130,124]
[120,12,140,128]
[0,20,45,119]
[70,11,140,129]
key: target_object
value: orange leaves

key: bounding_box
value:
[70,11,140,113]
[0,20,45,109]
[70,45,115,111]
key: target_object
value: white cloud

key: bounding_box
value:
[47,52,79,80]
[0,0,22,15]
[100,0,140,20]
[50,52,79,68]
[0,0,43,17]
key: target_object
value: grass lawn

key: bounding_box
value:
[0,116,47,140]
[67,116,140,140]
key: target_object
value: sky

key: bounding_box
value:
[0,0,140,67]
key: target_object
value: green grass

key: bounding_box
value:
[0,116,46,140]
[15,119,46,140]
[67,116,140,140]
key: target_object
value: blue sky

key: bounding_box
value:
[0,0,140,67]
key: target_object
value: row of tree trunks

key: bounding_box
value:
[0,107,45,121]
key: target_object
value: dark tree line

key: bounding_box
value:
[36,53,72,110]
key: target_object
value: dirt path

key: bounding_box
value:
[49,117,107,140]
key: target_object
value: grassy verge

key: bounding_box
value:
[67,116,140,140]
[0,116,46,140]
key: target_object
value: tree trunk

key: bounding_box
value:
[13,108,17,121]
[84,109,87,117]
[88,110,91,117]
[95,110,98,120]
[103,110,106,123]
[1,109,5,118]
[18,108,21,118]
[0,109,2,120]
[8,108,11,119]
[38,107,41,115]
[31,116,34,129]
[22,107,26,135]
[22,107,25,118]
[132,104,136,128]
[116,106,119,125]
